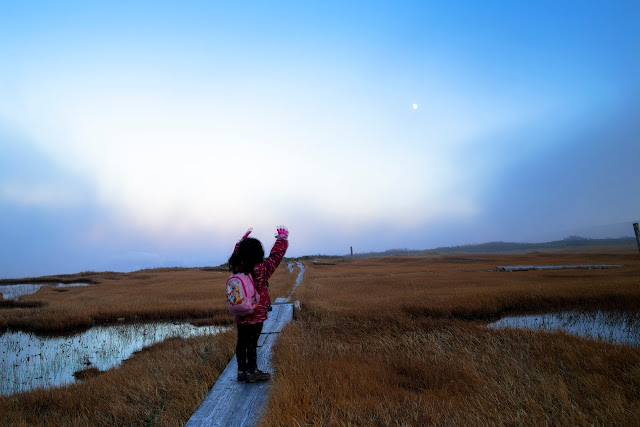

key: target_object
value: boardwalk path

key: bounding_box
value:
[187,262,305,427]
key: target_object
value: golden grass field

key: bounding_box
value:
[0,265,297,333]
[0,265,297,425]
[264,247,640,426]
[1,245,639,425]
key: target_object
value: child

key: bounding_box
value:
[228,226,289,383]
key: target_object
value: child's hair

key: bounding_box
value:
[228,237,265,275]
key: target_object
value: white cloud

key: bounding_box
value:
[1,59,528,239]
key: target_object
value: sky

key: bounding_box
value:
[1,1,639,277]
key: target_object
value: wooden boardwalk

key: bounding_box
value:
[187,262,304,427]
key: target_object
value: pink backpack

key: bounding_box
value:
[226,273,260,316]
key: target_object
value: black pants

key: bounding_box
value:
[236,322,263,373]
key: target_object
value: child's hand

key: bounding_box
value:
[275,226,289,239]
[241,228,253,240]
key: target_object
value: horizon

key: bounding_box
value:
[3,231,637,279]
[1,1,639,278]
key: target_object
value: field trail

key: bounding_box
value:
[187,261,304,427]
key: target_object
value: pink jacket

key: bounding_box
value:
[233,237,288,324]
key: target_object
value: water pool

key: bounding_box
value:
[488,310,640,347]
[0,283,89,300]
[1,321,227,396]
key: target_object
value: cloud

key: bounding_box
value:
[0,127,91,208]
[1,0,637,279]
[1,59,497,240]
[462,93,640,241]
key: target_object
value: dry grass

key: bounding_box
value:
[0,329,237,426]
[294,252,640,321]
[264,249,640,426]
[3,250,640,425]
[0,265,297,333]
[0,262,297,425]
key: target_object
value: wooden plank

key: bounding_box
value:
[262,304,293,334]
[186,359,272,427]
[188,263,304,426]
[187,303,293,427]
[257,333,267,348]
[256,334,278,372]
[187,346,276,426]
[286,262,305,300]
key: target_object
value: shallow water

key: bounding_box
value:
[0,283,89,300]
[0,322,227,396]
[488,311,640,347]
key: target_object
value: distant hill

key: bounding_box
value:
[419,236,637,255]
[297,236,637,260]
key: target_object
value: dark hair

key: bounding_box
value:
[228,237,265,275]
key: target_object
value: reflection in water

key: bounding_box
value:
[0,283,89,300]
[488,311,640,347]
[0,322,227,396]
[288,262,294,273]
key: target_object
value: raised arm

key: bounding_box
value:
[256,227,289,281]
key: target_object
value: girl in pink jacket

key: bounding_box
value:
[228,227,288,383]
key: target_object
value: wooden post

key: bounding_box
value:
[634,223,640,254]
[350,246,353,258]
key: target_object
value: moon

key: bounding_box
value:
[412,103,418,110]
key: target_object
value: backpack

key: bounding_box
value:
[226,273,260,316]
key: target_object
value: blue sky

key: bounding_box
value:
[1,1,639,277]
